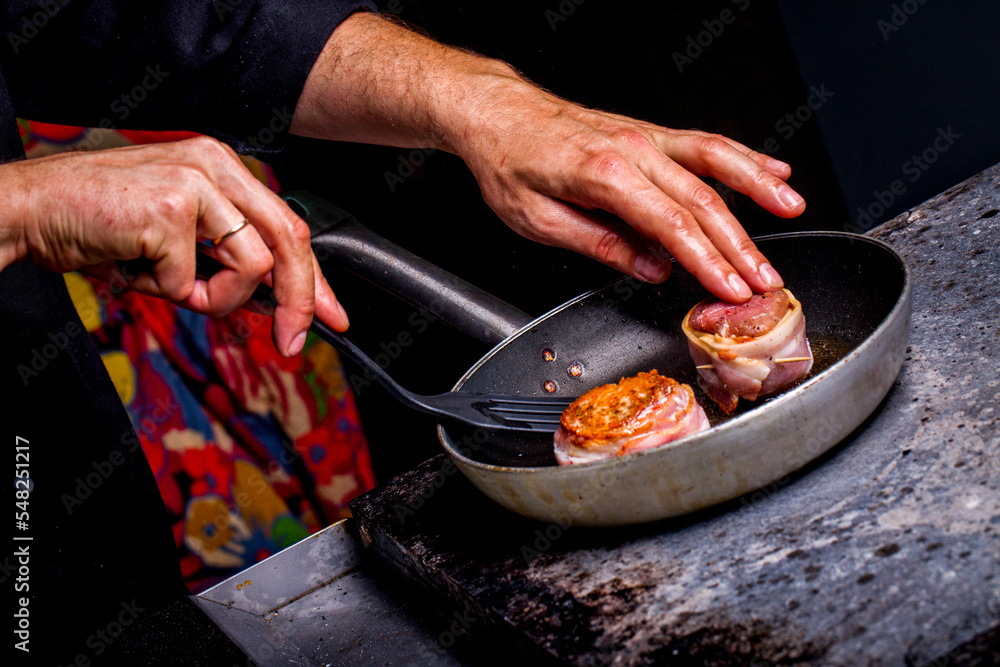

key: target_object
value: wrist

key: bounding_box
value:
[430,58,528,155]
[437,62,565,181]
[0,161,32,272]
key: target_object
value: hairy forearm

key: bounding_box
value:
[289,11,522,154]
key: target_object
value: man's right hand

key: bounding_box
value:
[292,12,804,304]
[0,136,348,356]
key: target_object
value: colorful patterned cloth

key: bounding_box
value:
[21,121,376,592]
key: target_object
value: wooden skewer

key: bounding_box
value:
[695,356,811,371]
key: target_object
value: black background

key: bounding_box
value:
[276,0,1000,482]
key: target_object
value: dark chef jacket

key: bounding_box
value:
[0,1,372,663]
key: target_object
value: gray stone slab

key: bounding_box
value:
[350,164,1000,666]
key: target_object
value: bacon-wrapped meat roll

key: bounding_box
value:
[554,370,710,465]
[682,289,813,414]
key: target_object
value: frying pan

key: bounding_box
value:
[288,192,912,527]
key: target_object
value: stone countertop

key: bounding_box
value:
[349,165,1000,666]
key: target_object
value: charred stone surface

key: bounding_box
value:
[350,164,1000,665]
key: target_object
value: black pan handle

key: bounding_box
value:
[281,191,532,347]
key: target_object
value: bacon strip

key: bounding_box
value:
[682,289,813,414]
[554,371,710,465]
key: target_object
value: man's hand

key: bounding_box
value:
[453,79,803,301]
[1,137,348,356]
[292,12,805,303]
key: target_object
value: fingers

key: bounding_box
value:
[477,111,799,301]
[706,133,792,180]
[184,137,343,354]
[236,191,316,356]
[179,196,274,318]
[635,153,784,294]
[125,137,345,355]
[18,140,342,357]
[309,252,350,332]
[128,195,198,302]
[519,194,671,284]
[656,131,806,219]
[565,151,757,302]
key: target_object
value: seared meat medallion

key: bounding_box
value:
[554,370,709,465]
[553,289,811,464]
[683,288,813,414]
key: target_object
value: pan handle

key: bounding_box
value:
[282,191,532,347]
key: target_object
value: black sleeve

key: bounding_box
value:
[0,0,375,160]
